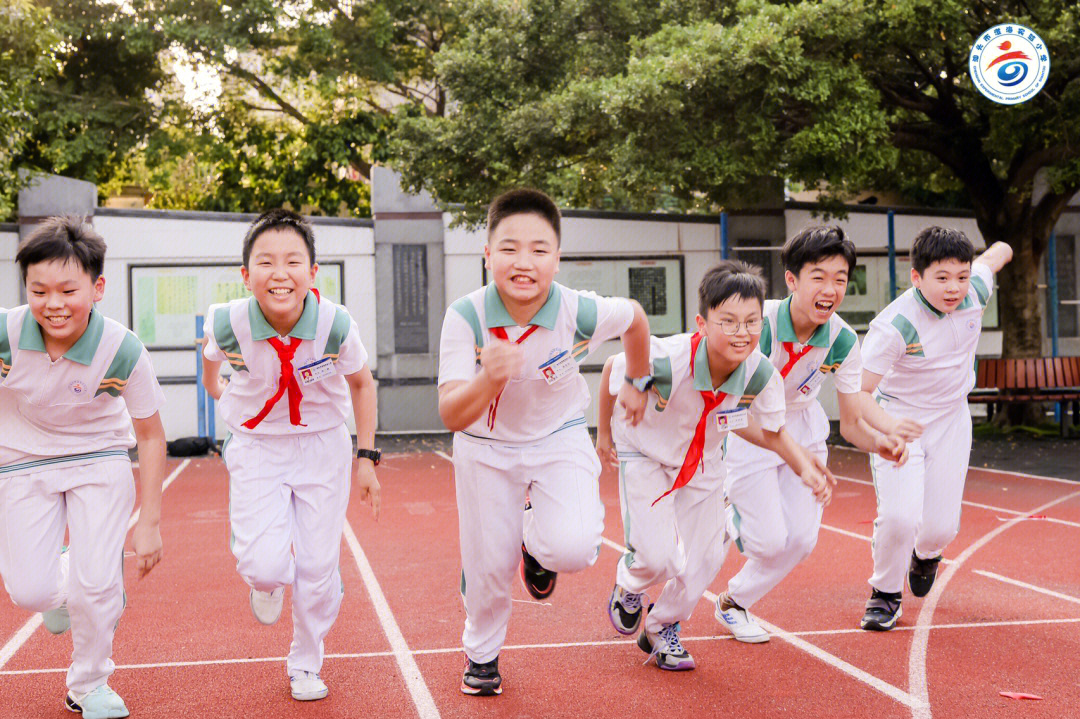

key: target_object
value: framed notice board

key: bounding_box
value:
[128,262,344,350]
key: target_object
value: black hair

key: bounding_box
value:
[242,208,316,266]
[910,226,974,274]
[16,216,106,282]
[487,188,561,244]
[698,260,766,316]
[782,225,857,275]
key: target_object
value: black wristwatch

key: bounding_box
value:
[356,448,381,466]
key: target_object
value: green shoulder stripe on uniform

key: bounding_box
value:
[651,356,673,412]
[571,295,598,363]
[450,296,485,350]
[737,358,775,408]
[758,316,773,357]
[0,311,10,379]
[820,327,857,372]
[214,306,249,372]
[970,274,990,306]
[96,332,144,397]
[890,315,924,357]
[323,306,352,362]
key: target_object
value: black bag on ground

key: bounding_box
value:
[166,436,214,457]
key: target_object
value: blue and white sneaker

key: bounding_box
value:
[637,622,696,671]
[290,670,328,701]
[65,685,129,718]
[714,593,769,643]
[607,584,645,635]
[43,548,71,635]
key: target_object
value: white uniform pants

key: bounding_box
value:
[724,407,827,609]
[615,452,728,633]
[869,400,972,593]
[452,426,604,664]
[224,425,352,675]
[0,458,134,694]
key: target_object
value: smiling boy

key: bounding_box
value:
[859,227,1012,630]
[201,209,380,700]
[1,217,166,719]
[438,188,651,695]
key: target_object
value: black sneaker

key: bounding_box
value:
[461,655,502,696]
[636,622,696,671]
[907,552,942,598]
[607,584,645,635]
[860,588,903,631]
[520,543,557,600]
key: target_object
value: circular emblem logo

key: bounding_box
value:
[969,24,1049,105]
[70,380,86,395]
[967,319,978,332]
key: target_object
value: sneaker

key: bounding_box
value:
[860,588,903,631]
[519,543,557,600]
[461,655,502,696]
[64,685,129,719]
[907,552,943,598]
[637,622,696,671]
[250,587,284,625]
[44,547,71,635]
[290,671,328,701]
[608,584,645,635]
[714,594,769,643]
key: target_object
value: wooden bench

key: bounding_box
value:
[969,357,1080,431]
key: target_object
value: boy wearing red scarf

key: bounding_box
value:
[201,209,380,702]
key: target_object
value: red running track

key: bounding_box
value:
[0,447,1077,718]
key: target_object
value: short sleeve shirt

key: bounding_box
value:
[438,282,634,444]
[0,305,165,472]
[861,262,994,410]
[204,291,367,436]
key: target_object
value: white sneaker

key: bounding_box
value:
[65,684,129,718]
[714,596,770,643]
[290,671,328,701]
[249,587,284,625]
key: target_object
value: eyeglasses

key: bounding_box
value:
[709,318,764,336]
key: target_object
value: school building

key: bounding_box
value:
[3,168,1079,438]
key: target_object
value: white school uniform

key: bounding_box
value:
[439,282,634,663]
[203,290,366,675]
[0,306,164,694]
[860,262,994,593]
[609,335,785,633]
[724,297,861,609]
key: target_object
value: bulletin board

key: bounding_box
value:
[128,262,344,350]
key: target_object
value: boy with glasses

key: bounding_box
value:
[596,260,832,670]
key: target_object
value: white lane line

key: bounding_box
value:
[433,450,452,462]
[836,474,1080,529]
[972,570,1080,606]
[7,615,1080,677]
[0,459,191,671]
[907,487,1080,719]
[343,521,440,719]
[599,537,923,710]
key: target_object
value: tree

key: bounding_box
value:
[394,0,1080,416]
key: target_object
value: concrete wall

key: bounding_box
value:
[1,225,19,308]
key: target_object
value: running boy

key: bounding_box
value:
[859,227,1012,630]
[597,260,833,670]
[1,217,166,719]
[438,188,651,695]
[715,226,921,643]
[201,209,381,700]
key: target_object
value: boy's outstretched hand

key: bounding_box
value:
[617,383,648,425]
[355,461,382,520]
[132,517,163,579]
[801,453,836,506]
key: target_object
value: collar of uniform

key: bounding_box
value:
[776,295,831,347]
[483,282,561,330]
[248,291,319,341]
[18,306,105,366]
[913,289,946,319]
[692,334,748,394]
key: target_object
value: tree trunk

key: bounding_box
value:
[992,231,1046,426]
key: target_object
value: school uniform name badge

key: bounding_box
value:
[538,350,575,385]
[297,357,336,385]
[969,24,1049,105]
[715,408,749,431]
[797,367,829,396]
